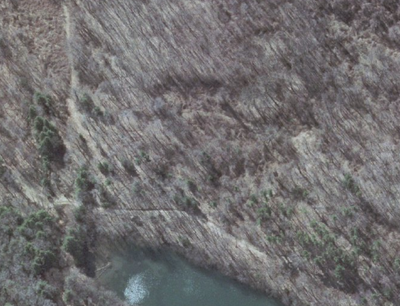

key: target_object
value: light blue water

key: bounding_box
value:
[98,248,282,306]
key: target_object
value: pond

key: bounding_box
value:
[98,247,283,306]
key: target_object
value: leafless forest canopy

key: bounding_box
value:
[1,0,400,305]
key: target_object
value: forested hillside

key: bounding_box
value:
[1,0,400,305]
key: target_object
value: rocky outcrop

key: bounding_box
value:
[2,0,400,305]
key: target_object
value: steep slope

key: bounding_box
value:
[1,0,400,305]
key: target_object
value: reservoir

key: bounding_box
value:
[98,247,283,306]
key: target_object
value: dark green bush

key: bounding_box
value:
[342,173,361,196]
[93,106,104,117]
[135,151,150,165]
[36,281,56,299]
[292,186,309,200]
[121,158,137,176]
[209,201,218,208]
[79,93,94,112]
[75,166,94,194]
[99,185,116,208]
[28,105,38,121]
[34,92,52,108]
[174,193,199,210]
[0,157,6,176]
[73,205,87,223]
[32,250,57,275]
[334,264,345,280]
[101,201,116,209]
[18,210,53,241]
[62,228,86,267]
[132,181,145,196]
[257,204,272,226]
[97,161,110,175]
[33,116,65,161]
[186,179,197,193]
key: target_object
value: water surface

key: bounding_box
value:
[98,247,282,306]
